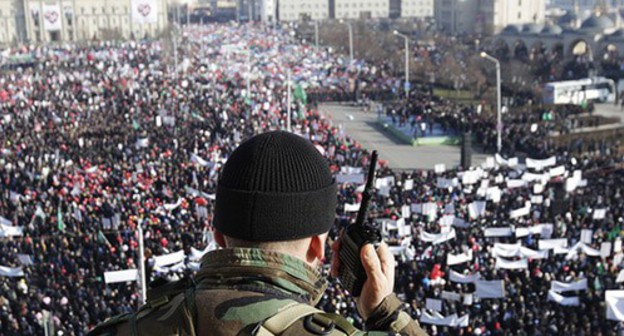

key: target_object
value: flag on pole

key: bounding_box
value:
[294,84,307,105]
[57,206,64,231]
[97,230,111,247]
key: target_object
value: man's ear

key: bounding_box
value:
[306,234,327,264]
[214,231,227,248]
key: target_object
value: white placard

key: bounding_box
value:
[104,269,139,284]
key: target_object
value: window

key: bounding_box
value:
[517,11,521,19]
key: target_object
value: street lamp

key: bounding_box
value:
[394,30,409,98]
[480,51,502,153]
[340,19,353,61]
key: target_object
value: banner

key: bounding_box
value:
[486,186,501,203]
[441,291,462,302]
[17,254,34,266]
[515,224,553,238]
[404,179,414,191]
[449,270,481,284]
[189,244,217,262]
[506,179,527,189]
[495,154,518,167]
[539,238,568,250]
[475,280,505,299]
[618,270,624,284]
[420,229,456,245]
[153,250,185,267]
[447,251,472,266]
[483,227,513,237]
[335,174,364,184]
[375,176,395,189]
[0,266,24,277]
[492,242,521,257]
[420,311,469,327]
[593,208,607,220]
[437,178,458,189]
[509,201,531,219]
[606,290,624,321]
[549,165,566,177]
[340,166,362,175]
[566,242,601,258]
[426,298,443,312]
[0,216,11,226]
[461,170,481,185]
[551,278,587,293]
[548,290,580,306]
[522,172,549,184]
[495,257,528,270]
[131,0,159,24]
[526,156,556,171]
[519,247,549,259]
[104,269,139,284]
[468,201,486,219]
[344,203,360,213]
[0,223,23,237]
[602,242,612,258]
[434,163,446,174]
[190,154,210,167]
[42,3,62,31]
[136,138,149,148]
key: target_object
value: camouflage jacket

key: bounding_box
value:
[88,248,428,336]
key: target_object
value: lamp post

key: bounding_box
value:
[340,20,353,61]
[480,51,502,153]
[393,30,409,98]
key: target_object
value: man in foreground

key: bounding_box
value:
[89,131,427,335]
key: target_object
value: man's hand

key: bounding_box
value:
[331,239,395,320]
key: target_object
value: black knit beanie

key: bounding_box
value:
[214,131,337,242]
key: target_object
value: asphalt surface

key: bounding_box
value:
[319,103,488,170]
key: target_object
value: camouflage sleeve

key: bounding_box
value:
[364,294,428,336]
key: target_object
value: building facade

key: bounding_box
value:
[22,0,168,43]
[277,0,328,21]
[400,0,433,18]
[275,0,433,21]
[435,0,546,34]
[0,0,27,44]
[434,0,479,33]
[334,0,390,19]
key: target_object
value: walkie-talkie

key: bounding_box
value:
[338,150,382,296]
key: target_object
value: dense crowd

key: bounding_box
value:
[0,23,623,336]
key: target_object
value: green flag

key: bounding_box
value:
[57,206,64,231]
[132,119,140,130]
[294,84,307,105]
[97,230,111,246]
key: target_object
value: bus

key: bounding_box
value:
[543,77,615,105]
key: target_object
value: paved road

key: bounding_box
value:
[550,103,623,136]
[320,103,488,170]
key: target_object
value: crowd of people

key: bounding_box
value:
[0,22,623,335]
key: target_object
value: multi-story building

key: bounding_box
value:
[435,0,546,34]
[434,0,479,33]
[334,0,390,19]
[277,0,329,21]
[22,0,168,43]
[0,0,27,44]
[480,0,546,34]
[400,0,433,18]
